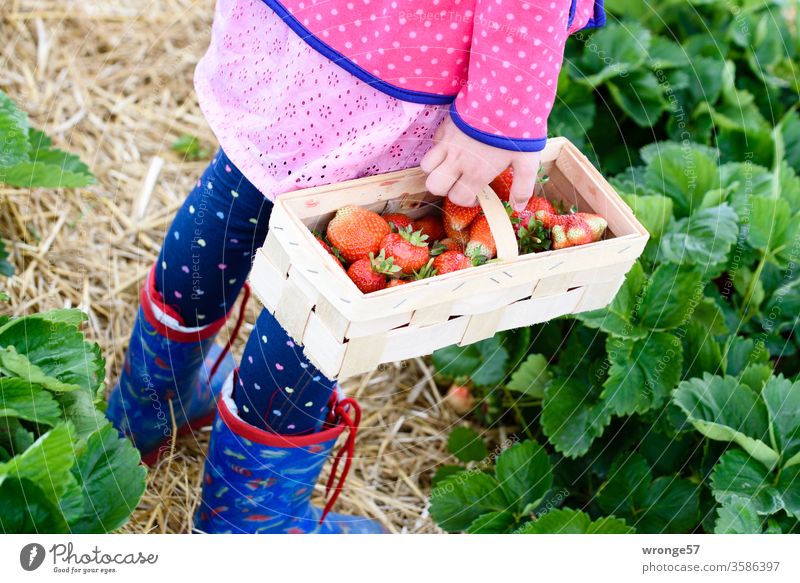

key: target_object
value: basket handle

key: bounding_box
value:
[475,184,519,262]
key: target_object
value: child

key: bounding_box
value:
[106,0,605,534]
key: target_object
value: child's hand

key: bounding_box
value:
[420,116,542,211]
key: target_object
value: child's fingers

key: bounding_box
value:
[420,143,447,175]
[509,160,537,211]
[448,177,481,207]
[425,160,460,198]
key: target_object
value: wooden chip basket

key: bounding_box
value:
[249,137,649,379]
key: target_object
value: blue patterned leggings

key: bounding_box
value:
[155,150,335,434]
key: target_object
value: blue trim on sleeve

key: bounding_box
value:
[260,0,456,106]
[567,0,577,30]
[449,104,548,153]
[584,0,607,29]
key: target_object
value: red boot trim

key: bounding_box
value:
[218,379,347,448]
[141,265,232,342]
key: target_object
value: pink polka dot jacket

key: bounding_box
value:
[194,1,605,200]
[264,0,605,151]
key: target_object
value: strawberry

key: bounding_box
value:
[431,237,464,256]
[489,167,513,202]
[327,205,391,263]
[445,383,475,414]
[432,251,472,275]
[380,227,430,275]
[551,214,594,250]
[316,237,344,268]
[465,215,496,262]
[386,278,410,288]
[346,251,401,293]
[443,198,480,244]
[526,196,557,223]
[579,212,608,240]
[383,212,413,232]
[413,214,446,242]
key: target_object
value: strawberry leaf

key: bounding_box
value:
[495,440,553,514]
[447,427,488,463]
[0,90,31,168]
[517,508,633,534]
[541,377,612,458]
[429,471,509,532]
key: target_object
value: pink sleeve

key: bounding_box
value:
[451,0,575,152]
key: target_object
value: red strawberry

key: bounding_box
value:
[346,251,401,293]
[432,251,472,275]
[413,214,447,242]
[510,209,534,233]
[443,198,480,242]
[431,237,464,256]
[489,167,513,202]
[526,196,557,223]
[465,215,496,262]
[386,278,410,288]
[327,205,391,263]
[551,215,594,250]
[383,212,414,232]
[381,227,430,275]
[316,237,343,268]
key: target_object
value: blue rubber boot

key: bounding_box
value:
[106,265,243,464]
[194,372,386,534]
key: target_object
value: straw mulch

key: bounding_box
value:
[1,0,492,533]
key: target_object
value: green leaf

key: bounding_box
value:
[673,374,778,469]
[659,205,739,272]
[725,336,770,376]
[683,321,722,379]
[576,261,648,338]
[447,427,489,463]
[1,129,95,188]
[597,453,651,518]
[432,465,464,487]
[637,477,700,533]
[607,71,667,127]
[621,194,674,240]
[573,22,650,87]
[0,90,31,168]
[642,142,720,217]
[739,364,774,392]
[598,453,699,533]
[603,333,682,415]
[518,508,633,534]
[496,440,553,513]
[761,376,800,467]
[542,378,612,458]
[637,263,704,330]
[710,450,782,515]
[714,496,764,534]
[0,477,69,533]
[59,388,108,439]
[430,471,509,532]
[506,354,551,399]
[171,134,210,162]
[0,347,79,393]
[0,423,77,507]
[0,377,62,426]
[62,424,146,533]
[466,510,516,534]
[0,317,104,394]
[432,336,509,387]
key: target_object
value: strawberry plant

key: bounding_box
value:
[1,92,145,533]
[429,1,800,534]
[0,310,146,533]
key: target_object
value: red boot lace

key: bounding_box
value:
[320,397,362,524]
[207,282,251,386]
